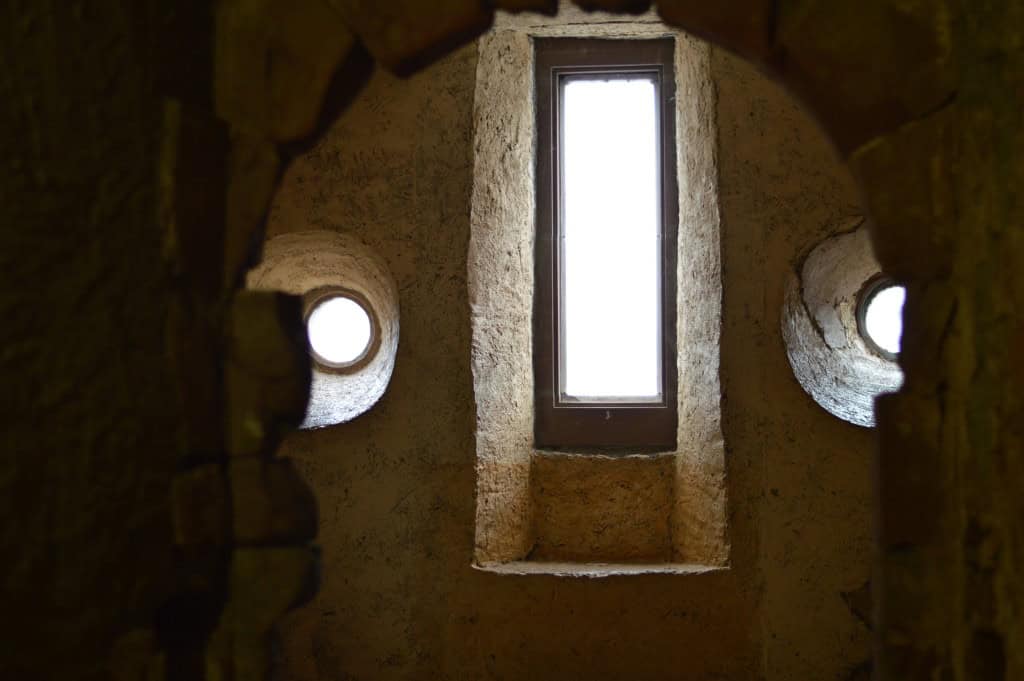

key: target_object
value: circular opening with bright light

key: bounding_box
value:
[857,278,906,360]
[305,290,378,371]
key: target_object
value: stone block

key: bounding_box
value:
[232,547,321,618]
[230,457,318,545]
[876,541,956,678]
[851,104,957,281]
[160,100,229,298]
[156,4,216,108]
[207,547,320,681]
[531,452,675,562]
[109,629,165,681]
[172,465,230,547]
[898,280,967,398]
[776,0,955,153]
[874,391,947,550]
[226,291,311,457]
[874,386,960,653]
[224,134,280,290]
[166,296,224,458]
[657,0,775,62]
[965,629,1006,681]
[215,0,356,142]
[327,0,493,74]
[492,0,558,13]
[572,0,651,13]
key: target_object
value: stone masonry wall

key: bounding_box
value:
[5,2,1022,680]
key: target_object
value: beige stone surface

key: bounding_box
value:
[673,29,729,567]
[468,28,537,563]
[531,453,675,561]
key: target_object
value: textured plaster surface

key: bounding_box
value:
[713,50,874,680]
[265,20,875,681]
[247,231,400,428]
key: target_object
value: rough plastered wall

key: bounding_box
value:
[267,25,872,681]
[713,50,874,680]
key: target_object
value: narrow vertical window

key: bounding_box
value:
[535,38,678,449]
[561,77,661,401]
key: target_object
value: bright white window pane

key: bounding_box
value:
[560,76,660,400]
[864,284,905,355]
[307,295,373,366]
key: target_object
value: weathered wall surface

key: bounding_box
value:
[268,31,872,681]
[712,50,874,680]
[0,3,184,678]
[6,2,1021,681]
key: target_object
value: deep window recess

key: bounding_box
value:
[534,38,678,450]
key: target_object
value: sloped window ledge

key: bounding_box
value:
[473,561,729,578]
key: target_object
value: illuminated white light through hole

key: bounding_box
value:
[307,295,373,366]
[561,76,660,400]
[863,284,906,356]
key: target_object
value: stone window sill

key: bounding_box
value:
[474,561,728,578]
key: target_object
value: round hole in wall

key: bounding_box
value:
[857,278,906,361]
[248,232,400,428]
[782,221,904,427]
[305,289,379,372]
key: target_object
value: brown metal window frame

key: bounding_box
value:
[534,37,678,450]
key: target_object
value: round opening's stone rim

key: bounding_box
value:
[304,287,381,374]
[781,221,905,428]
[856,277,906,362]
